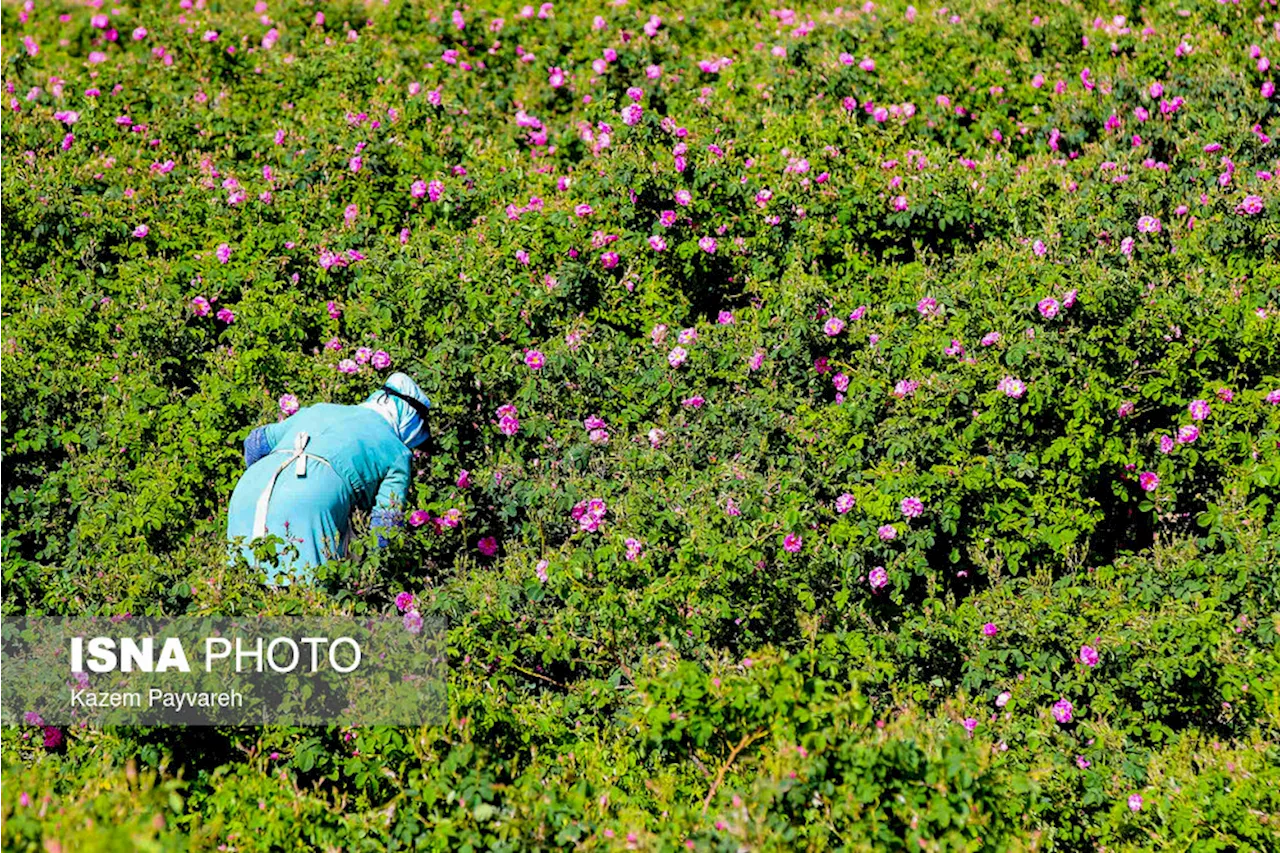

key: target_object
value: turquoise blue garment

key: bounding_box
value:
[226,374,430,582]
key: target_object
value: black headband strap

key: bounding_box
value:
[379,385,431,423]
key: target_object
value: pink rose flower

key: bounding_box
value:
[1237,195,1264,215]
[997,376,1026,398]
[1136,215,1162,234]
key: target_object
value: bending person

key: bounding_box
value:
[226,372,431,581]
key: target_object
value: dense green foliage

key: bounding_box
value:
[4,0,1280,848]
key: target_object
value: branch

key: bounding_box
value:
[506,662,566,689]
[702,729,767,815]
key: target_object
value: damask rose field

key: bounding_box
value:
[3,0,1280,849]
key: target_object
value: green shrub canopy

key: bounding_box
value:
[3,0,1279,849]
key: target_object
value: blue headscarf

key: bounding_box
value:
[361,372,431,448]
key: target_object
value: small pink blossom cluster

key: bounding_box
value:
[891,379,920,399]
[349,347,391,369]
[191,295,236,325]
[496,404,520,436]
[571,497,608,532]
[410,179,444,202]
[504,194,545,221]
[584,414,609,445]
[997,376,1026,398]
[318,248,366,270]
[916,296,942,318]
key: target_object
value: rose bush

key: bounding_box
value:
[3,0,1280,849]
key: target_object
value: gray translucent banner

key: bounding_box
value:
[1,615,447,726]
